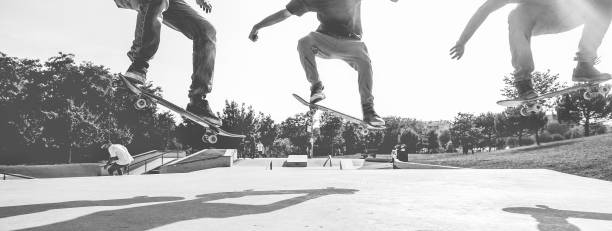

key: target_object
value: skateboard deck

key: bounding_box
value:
[496,78,611,115]
[292,94,385,135]
[119,75,245,143]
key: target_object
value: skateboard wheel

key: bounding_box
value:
[202,134,218,144]
[534,104,543,113]
[583,91,594,100]
[359,128,370,136]
[519,107,530,117]
[600,85,610,95]
[134,98,148,110]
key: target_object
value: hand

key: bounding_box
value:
[196,0,212,13]
[450,43,465,60]
[249,27,259,42]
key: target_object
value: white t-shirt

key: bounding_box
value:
[108,144,134,165]
[256,143,264,152]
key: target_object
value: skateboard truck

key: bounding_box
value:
[519,103,544,116]
[583,83,611,100]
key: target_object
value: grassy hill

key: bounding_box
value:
[409,133,612,181]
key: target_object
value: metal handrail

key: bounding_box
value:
[127,150,181,174]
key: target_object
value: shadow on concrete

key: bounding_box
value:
[503,205,612,231]
[15,187,357,231]
[0,196,183,218]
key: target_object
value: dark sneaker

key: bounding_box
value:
[362,103,385,127]
[310,82,326,104]
[515,79,538,100]
[572,59,612,82]
[186,96,222,127]
[123,62,148,85]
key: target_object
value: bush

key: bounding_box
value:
[551,133,564,141]
[545,122,570,135]
[495,139,506,150]
[520,136,535,146]
[539,131,553,143]
[591,123,607,135]
[564,127,584,139]
[270,138,294,157]
[506,137,519,147]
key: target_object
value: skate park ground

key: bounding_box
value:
[2,158,612,230]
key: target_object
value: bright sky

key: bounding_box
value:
[1,0,611,123]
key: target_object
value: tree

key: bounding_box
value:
[556,91,611,137]
[438,129,451,151]
[474,112,496,151]
[278,113,311,155]
[426,130,439,153]
[399,128,419,153]
[378,116,427,153]
[0,52,176,164]
[450,113,480,154]
[317,112,344,156]
[341,123,364,155]
[257,113,277,154]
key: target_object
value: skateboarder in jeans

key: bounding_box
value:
[113,0,221,125]
[248,0,400,127]
[450,0,612,100]
[102,142,134,175]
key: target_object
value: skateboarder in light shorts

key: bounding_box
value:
[113,0,221,125]
[248,0,400,127]
[450,0,612,100]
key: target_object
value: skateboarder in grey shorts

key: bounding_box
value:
[450,0,612,100]
[249,0,400,127]
[113,0,221,125]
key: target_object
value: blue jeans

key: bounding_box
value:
[122,0,216,97]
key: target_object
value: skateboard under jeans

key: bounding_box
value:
[497,78,611,116]
[293,93,385,135]
[119,74,245,144]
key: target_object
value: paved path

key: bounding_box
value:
[1,167,612,230]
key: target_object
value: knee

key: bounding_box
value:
[297,36,314,53]
[354,60,372,74]
[196,21,216,44]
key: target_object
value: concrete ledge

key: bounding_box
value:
[160,149,237,173]
[0,164,104,178]
[392,158,461,169]
[283,155,308,167]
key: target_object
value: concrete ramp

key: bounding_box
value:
[339,159,356,170]
[160,149,237,173]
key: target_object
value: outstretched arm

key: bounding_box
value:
[249,9,293,42]
[450,0,508,60]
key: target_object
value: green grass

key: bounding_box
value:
[408,133,612,181]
